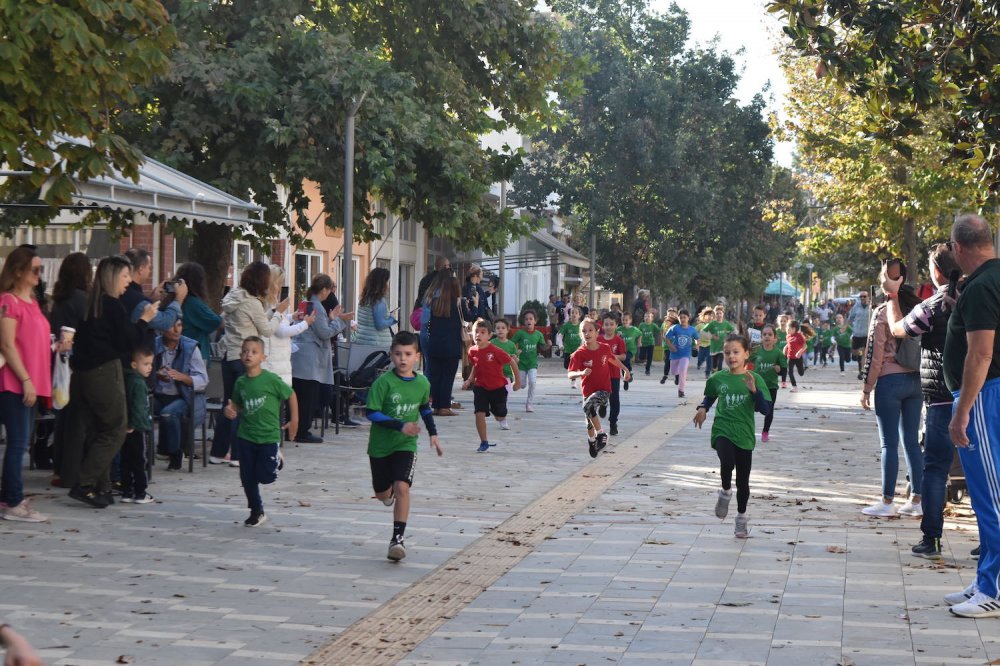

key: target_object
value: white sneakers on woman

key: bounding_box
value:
[861,500,897,517]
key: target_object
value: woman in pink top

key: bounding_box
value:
[0,246,65,522]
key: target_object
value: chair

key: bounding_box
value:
[326,341,388,436]
[201,360,225,468]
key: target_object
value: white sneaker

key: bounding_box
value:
[898,501,923,517]
[2,500,49,523]
[132,493,155,505]
[499,419,510,430]
[861,501,897,517]
[735,513,750,538]
[229,460,240,468]
[950,591,1000,618]
[945,582,978,605]
[525,404,535,413]
[715,489,733,519]
[209,456,228,465]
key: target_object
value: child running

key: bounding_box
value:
[365,331,443,561]
[463,319,520,451]
[559,307,583,388]
[620,313,641,390]
[661,309,699,398]
[512,310,547,412]
[223,336,298,527]
[695,308,714,378]
[568,318,631,458]
[819,320,834,367]
[599,312,627,436]
[751,325,786,442]
[833,314,853,374]
[784,320,807,391]
[491,318,520,396]
[638,311,658,376]
[704,306,736,372]
[693,333,772,538]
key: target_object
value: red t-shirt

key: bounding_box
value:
[569,342,617,397]
[601,334,625,357]
[785,332,806,359]
[468,343,513,391]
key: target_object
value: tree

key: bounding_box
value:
[769,50,980,282]
[514,0,794,305]
[767,0,1000,200]
[116,0,579,298]
[0,0,175,228]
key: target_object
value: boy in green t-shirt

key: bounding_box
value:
[491,319,519,386]
[366,331,443,561]
[224,336,298,528]
[638,311,658,376]
[620,312,642,390]
[703,306,736,373]
[694,333,771,538]
[559,307,583,388]
[512,310,548,412]
[832,314,853,374]
[818,321,834,367]
[121,348,154,504]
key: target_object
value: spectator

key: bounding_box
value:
[354,267,397,346]
[211,261,286,465]
[290,273,350,442]
[418,269,449,378]
[262,264,312,387]
[1,246,59,522]
[463,264,488,321]
[416,256,450,307]
[154,317,209,470]
[174,262,222,367]
[427,274,467,416]
[67,255,157,508]
[122,248,184,340]
[847,291,872,378]
[942,214,1000,618]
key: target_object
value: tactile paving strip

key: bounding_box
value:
[301,402,693,665]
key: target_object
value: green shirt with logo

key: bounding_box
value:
[620,325,642,355]
[638,322,658,347]
[366,370,431,458]
[232,370,293,444]
[512,328,546,370]
[704,370,770,451]
[751,346,786,390]
[559,321,583,355]
[833,325,853,348]
[491,337,518,380]
[704,320,736,354]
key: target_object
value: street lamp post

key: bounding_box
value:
[342,92,367,314]
[805,262,814,313]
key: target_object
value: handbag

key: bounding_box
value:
[52,352,71,409]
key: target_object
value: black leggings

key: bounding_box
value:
[788,357,804,386]
[712,352,724,371]
[763,388,778,433]
[837,345,851,371]
[716,436,753,514]
[640,346,654,373]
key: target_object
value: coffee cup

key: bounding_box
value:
[60,326,75,344]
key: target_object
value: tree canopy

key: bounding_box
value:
[514,0,794,304]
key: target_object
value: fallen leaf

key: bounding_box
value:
[297,499,312,507]
[826,545,849,554]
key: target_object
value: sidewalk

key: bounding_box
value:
[0,358,985,665]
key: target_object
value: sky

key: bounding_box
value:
[651,0,795,166]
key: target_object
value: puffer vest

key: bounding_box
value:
[918,290,952,404]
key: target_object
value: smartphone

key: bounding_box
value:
[298,300,312,316]
[280,286,289,301]
[885,258,902,281]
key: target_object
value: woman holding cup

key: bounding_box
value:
[0,246,61,522]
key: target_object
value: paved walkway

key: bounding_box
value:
[0,357,985,665]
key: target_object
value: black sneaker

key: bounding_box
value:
[644,370,650,376]
[912,536,942,560]
[623,381,629,391]
[244,511,267,527]
[595,431,608,454]
[972,545,980,559]
[295,433,323,443]
[387,536,406,561]
[598,404,607,418]
[100,491,115,506]
[678,390,685,398]
[339,418,362,428]
[610,423,618,436]
[660,375,667,385]
[167,453,183,471]
[68,485,110,508]
[588,437,599,458]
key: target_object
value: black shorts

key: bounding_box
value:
[369,450,417,493]
[473,385,508,417]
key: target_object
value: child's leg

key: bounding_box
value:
[644,346,653,374]
[762,389,778,433]
[127,431,148,496]
[393,479,410,526]
[475,412,488,442]
[715,437,736,492]
[236,438,263,514]
[623,352,632,387]
[663,353,670,377]
[788,360,798,387]
[525,368,537,406]
[119,431,138,495]
[608,380,620,426]
[676,356,690,394]
[669,358,679,378]
[733,445,753,514]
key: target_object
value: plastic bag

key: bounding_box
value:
[52,352,71,409]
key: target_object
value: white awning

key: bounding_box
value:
[2,134,263,228]
[531,229,590,269]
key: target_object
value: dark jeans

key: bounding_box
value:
[716,436,753,514]
[428,356,460,410]
[609,378,620,426]
[763,388,779,433]
[788,357,804,386]
[292,378,322,438]
[120,430,148,496]
[236,438,279,513]
[624,351,633,385]
[0,391,34,507]
[155,394,189,454]
[73,360,128,492]
[210,358,245,458]
[920,404,956,539]
[640,346,654,373]
[837,345,851,371]
[698,347,711,377]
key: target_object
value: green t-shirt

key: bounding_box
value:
[559,321,583,355]
[638,322,658,347]
[366,370,431,457]
[512,328,546,370]
[704,320,736,354]
[820,329,834,347]
[777,329,787,347]
[696,322,713,348]
[751,346,786,390]
[704,370,771,451]
[620,325,642,354]
[232,370,293,444]
[491,337,518,380]
[833,325,853,348]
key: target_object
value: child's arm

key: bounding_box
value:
[607,353,632,382]
[509,358,521,390]
[224,399,240,420]
[567,368,590,379]
[692,395,717,428]
[419,402,443,456]
[663,331,677,353]
[462,365,477,390]
[284,392,299,440]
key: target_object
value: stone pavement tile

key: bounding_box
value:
[693,633,772,663]
[764,644,843,666]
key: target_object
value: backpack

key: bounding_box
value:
[348,350,391,388]
[894,335,922,372]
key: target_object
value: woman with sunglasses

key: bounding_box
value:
[0,247,63,522]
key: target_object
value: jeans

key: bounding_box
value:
[428,356,459,410]
[155,395,189,455]
[0,391,35,507]
[236,438,279,513]
[210,358,245,458]
[419,328,432,377]
[920,404,957,539]
[697,347,711,377]
[873,372,923,500]
[609,378,620,426]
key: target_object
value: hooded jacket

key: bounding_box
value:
[219,288,282,361]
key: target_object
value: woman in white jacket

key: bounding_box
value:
[262,265,313,385]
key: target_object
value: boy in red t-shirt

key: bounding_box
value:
[463,319,520,452]
[600,312,628,436]
[783,320,806,392]
[569,319,631,458]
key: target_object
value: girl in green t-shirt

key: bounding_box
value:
[750,325,786,442]
[833,314,854,374]
[559,307,584,389]
[693,333,772,539]
[637,311,658,376]
[512,310,548,412]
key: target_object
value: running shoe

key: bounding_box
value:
[477,442,490,452]
[609,423,618,436]
[678,390,685,398]
[526,404,534,413]
[911,536,942,560]
[972,545,980,559]
[499,419,510,430]
[950,592,1000,618]
[715,489,732,519]
[660,375,667,385]
[734,513,750,538]
[387,536,406,561]
[381,489,395,506]
[674,374,679,385]
[2,500,49,522]
[244,511,267,527]
[588,437,599,458]
[131,493,156,505]
[861,501,897,517]
[898,500,923,517]
[945,582,978,606]
[761,431,770,442]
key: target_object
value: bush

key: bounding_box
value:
[519,299,547,326]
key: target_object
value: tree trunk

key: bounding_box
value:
[902,217,918,286]
[192,223,233,310]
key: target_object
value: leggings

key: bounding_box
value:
[712,352,724,372]
[762,388,779,433]
[837,345,852,372]
[716,436,753,514]
[669,357,690,393]
[787,358,804,386]
[520,368,538,406]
